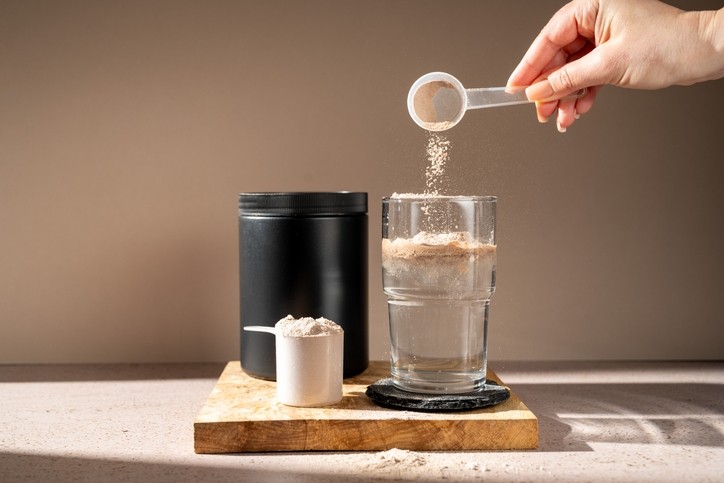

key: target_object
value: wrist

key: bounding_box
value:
[705,9,724,69]
[684,9,724,84]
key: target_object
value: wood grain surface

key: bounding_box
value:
[194,361,537,453]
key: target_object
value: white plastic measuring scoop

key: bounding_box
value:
[245,318,344,407]
[407,71,587,131]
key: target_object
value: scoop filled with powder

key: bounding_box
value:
[245,315,344,407]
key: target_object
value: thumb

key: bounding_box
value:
[526,44,618,101]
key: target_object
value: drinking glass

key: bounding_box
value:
[382,195,496,394]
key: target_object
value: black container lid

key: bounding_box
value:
[239,192,367,215]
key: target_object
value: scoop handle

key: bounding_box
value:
[243,325,277,335]
[465,87,587,110]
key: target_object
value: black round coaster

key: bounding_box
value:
[365,378,510,413]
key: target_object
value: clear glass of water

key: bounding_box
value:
[381,195,496,394]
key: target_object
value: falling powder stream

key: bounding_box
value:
[424,132,450,195]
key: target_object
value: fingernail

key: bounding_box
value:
[556,117,567,133]
[526,80,554,101]
[535,101,549,123]
[574,111,581,120]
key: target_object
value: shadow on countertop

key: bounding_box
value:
[513,380,724,452]
[0,362,227,382]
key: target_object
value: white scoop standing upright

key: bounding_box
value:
[407,71,587,131]
[244,317,344,407]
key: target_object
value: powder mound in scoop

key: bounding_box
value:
[276,315,343,337]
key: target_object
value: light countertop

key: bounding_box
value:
[1,361,722,482]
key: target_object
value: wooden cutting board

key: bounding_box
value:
[194,361,537,453]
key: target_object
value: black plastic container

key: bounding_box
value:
[238,192,368,380]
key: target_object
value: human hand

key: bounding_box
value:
[507,0,724,132]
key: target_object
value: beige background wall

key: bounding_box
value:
[1,0,723,363]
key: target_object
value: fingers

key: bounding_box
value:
[527,44,616,101]
[507,0,611,132]
[507,0,596,89]
[539,35,591,75]
[574,84,601,115]
[525,66,577,101]
[526,79,557,102]
[533,99,572,132]
[555,96,577,133]
[534,85,600,132]
[535,100,558,123]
